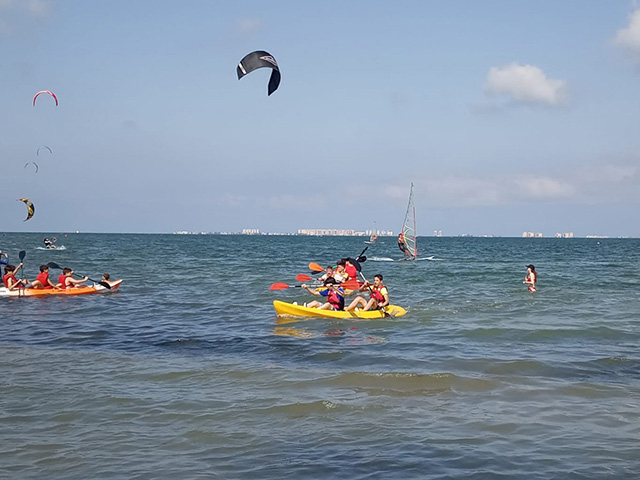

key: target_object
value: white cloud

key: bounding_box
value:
[236,18,262,35]
[513,175,576,199]
[484,63,568,107]
[613,9,640,61]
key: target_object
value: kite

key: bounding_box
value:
[237,50,281,96]
[17,198,35,221]
[33,90,59,106]
[37,146,52,155]
[24,162,39,173]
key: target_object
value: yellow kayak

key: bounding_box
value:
[273,300,406,319]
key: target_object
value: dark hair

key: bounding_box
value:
[374,274,383,281]
[4,264,16,274]
[102,273,110,280]
[324,277,337,285]
[62,268,72,274]
[40,265,48,272]
[336,259,346,267]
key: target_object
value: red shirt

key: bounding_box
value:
[58,274,67,289]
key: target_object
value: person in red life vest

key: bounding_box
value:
[346,274,390,311]
[57,267,89,289]
[2,263,30,291]
[523,264,537,292]
[30,265,60,289]
[343,258,358,280]
[301,277,345,311]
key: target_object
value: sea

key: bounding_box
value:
[0,233,639,480]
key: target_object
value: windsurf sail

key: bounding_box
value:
[401,183,417,259]
[368,221,378,244]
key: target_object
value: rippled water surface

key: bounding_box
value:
[1,233,639,479]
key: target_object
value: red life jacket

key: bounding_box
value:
[3,273,17,288]
[58,274,68,289]
[345,264,357,278]
[326,289,345,310]
[369,284,387,303]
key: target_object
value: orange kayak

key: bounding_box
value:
[0,280,122,297]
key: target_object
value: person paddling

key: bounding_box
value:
[301,277,345,311]
[346,274,389,311]
[2,264,29,291]
[57,268,89,289]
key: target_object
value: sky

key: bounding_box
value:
[1,0,639,237]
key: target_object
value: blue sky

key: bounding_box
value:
[1,0,639,236]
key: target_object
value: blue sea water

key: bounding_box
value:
[1,233,639,479]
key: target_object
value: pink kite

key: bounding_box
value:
[33,90,59,106]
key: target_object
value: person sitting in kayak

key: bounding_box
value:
[101,273,111,284]
[2,264,30,291]
[333,260,349,284]
[397,233,411,260]
[344,258,358,280]
[301,277,345,311]
[318,265,334,285]
[31,265,60,289]
[43,237,56,249]
[57,268,89,289]
[346,274,389,311]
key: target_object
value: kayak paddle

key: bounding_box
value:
[270,282,306,290]
[308,262,324,273]
[296,274,313,282]
[18,250,26,276]
[46,262,111,289]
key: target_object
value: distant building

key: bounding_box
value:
[298,228,357,236]
[555,232,574,238]
[522,232,543,238]
[242,229,260,235]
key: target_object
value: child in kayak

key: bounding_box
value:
[31,265,60,289]
[346,274,389,311]
[2,264,29,291]
[301,277,345,310]
[57,268,89,289]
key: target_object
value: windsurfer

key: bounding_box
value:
[397,233,411,259]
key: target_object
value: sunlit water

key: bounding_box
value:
[1,233,639,479]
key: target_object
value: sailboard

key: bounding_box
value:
[400,183,417,259]
[365,221,378,244]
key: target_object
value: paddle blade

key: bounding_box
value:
[19,250,26,261]
[309,262,324,272]
[269,282,290,291]
[341,279,361,291]
[296,274,312,282]
[47,261,62,270]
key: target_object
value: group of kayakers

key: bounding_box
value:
[2,262,110,291]
[298,256,390,313]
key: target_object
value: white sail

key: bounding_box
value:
[401,183,417,259]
